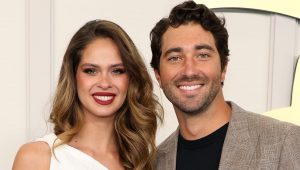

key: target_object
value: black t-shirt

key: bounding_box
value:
[176,123,229,170]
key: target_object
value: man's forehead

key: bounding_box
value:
[161,24,216,52]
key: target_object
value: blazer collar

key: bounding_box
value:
[158,128,179,153]
[157,129,179,170]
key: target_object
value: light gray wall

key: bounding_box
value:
[215,10,300,112]
[0,1,26,169]
[1,1,299,169]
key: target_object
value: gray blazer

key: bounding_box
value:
[156,102,300,170]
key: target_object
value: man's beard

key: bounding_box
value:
[161,74,222,116]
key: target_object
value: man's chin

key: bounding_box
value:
[175,105,206,116]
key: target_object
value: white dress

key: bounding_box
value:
[36,133,109,170]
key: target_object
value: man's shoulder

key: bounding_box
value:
[248,111,299,137]
[230,101,300,138]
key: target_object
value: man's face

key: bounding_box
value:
[155,23,227,116]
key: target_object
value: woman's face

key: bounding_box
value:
[76,38,129,120]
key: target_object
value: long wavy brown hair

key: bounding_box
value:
[50,20,163,170]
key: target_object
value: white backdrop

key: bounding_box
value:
[1,1,299,169]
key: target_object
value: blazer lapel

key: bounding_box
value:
[219,102,258,170]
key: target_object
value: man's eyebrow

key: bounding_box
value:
[162,44,215,57]
[195,44,214,51]
[163,47,182,57]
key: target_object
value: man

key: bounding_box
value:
[150,1,300,169]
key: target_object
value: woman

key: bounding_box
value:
[13,20,163,170]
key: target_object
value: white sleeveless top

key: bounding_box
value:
[36,133,109,170]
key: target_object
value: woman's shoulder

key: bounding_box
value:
[12,141,51,170]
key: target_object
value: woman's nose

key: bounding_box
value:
[96,73,112,89]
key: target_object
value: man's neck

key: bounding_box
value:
[176,100,232,140]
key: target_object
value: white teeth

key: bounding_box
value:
[94,96,113,101]
[179,85,201,90]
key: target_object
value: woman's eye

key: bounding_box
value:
[112,68,126,75]
[83,68,97,75]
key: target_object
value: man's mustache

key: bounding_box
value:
[174,74,207,84]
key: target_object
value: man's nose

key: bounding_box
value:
[182,56,197,76]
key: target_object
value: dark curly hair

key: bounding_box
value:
[150,1,229,71]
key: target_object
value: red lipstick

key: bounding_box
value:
[92,92,116,105]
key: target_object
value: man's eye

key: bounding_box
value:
[196,54,209,59]
[83,68,97,75]
[168,56,181,62]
